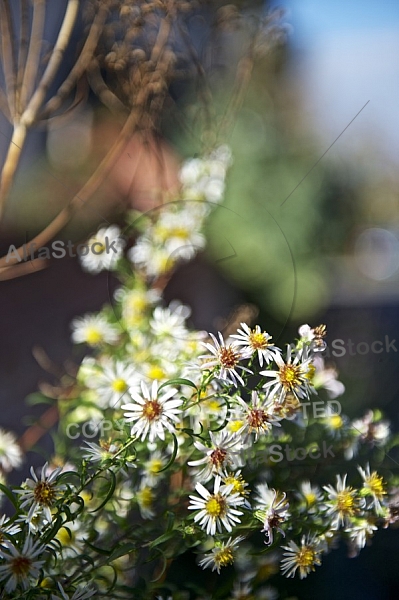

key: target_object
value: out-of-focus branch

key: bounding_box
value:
[40,4,109,119]
[22,0,80,127]
[18,0,46,115]
[0,1,17,118]
[15,0,30,114]
[87,59,128,116]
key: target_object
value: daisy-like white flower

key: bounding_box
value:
[54,519,88,558]
[81,439,122,463]
[16,508,50,535]
[261,346,313,403]
[297,481,323,513]
[188,475,245,536]
[128,237,176,278]
[231,323,281,367]
[188,431,243,482]
[280,535,323,579]
[150,302,191,339]
[15,463,65,522]
[122,380,183,443]
[200,332,252,387]
[71,314,119,347]
[0,536,45,592]
[79,225,125,273]
[0,428,23,472]
[254,483,290,545]
[323,474,364,530]
[358,464,387,513]
[199,535,245,574]
[298,323,327,352]
[116,285,161,328]
[136,483,156,519]
[233,391,281,441]
[311,355,345,399]
[0,515,20,547]
[87,360,140,408]
[141,451,167,487]
[346,518,378,557]
[153,209,206,261]
[222,470,251,508]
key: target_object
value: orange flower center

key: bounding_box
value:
[142,399,162,421]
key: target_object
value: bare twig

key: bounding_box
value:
[0,1,17,118]
[16,0,31,115]
[40,4,109,119]
[19,0,46,114]
[23,0,80,126]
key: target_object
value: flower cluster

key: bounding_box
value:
[0,149,398,599]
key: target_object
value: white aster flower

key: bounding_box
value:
[254,483,289,545]
[281,535,323,579]
[55,519,88,558]
[150,302,191,339]
[311,355,345,399]
[323,474,364,530]
[141,451,167,487]
[261,346,313,403]
[117,286,161,328]
[346,518,378,557]
[15,463,65,522]
[0,536,45,592]
[79,225,125,273]
[188,475,244,535]
[81,439,122,463]
[200,332,252,387]
[199,535,245,574]
[188,431,243,482]
[297,481,323,513]
[231,323,281,367]
[0,515,21,547]
[153,209,206,260]
[71,314,119,346]
[233,391,281,441]
[357,464,386,513]
[87,360,140,408]
[122,380,183,443]
[136,483,156,520]
[0,428,23,472]
[128,237,176,278]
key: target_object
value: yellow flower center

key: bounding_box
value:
[228,420,245,433]
[329,415,343,429]
[365,473,386,498]
[34,482,56,506]
[85,327,102,345]
[148,459,163,474]
[142,399,162,421]
[147,365,166,380]
[279,364,302,390]
[112,378,128,393]
[215,547,234,567]
[306,364,316,381]
[336,490,355,514]
[297,546,317,569]
[205,494,225,517]
[56,527,74,546]
[137,486,153,508]
[304,492,317,506]
[224,474,247,495]
[249,330,269,349]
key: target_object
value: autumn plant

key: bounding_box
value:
[1,2,399,600]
